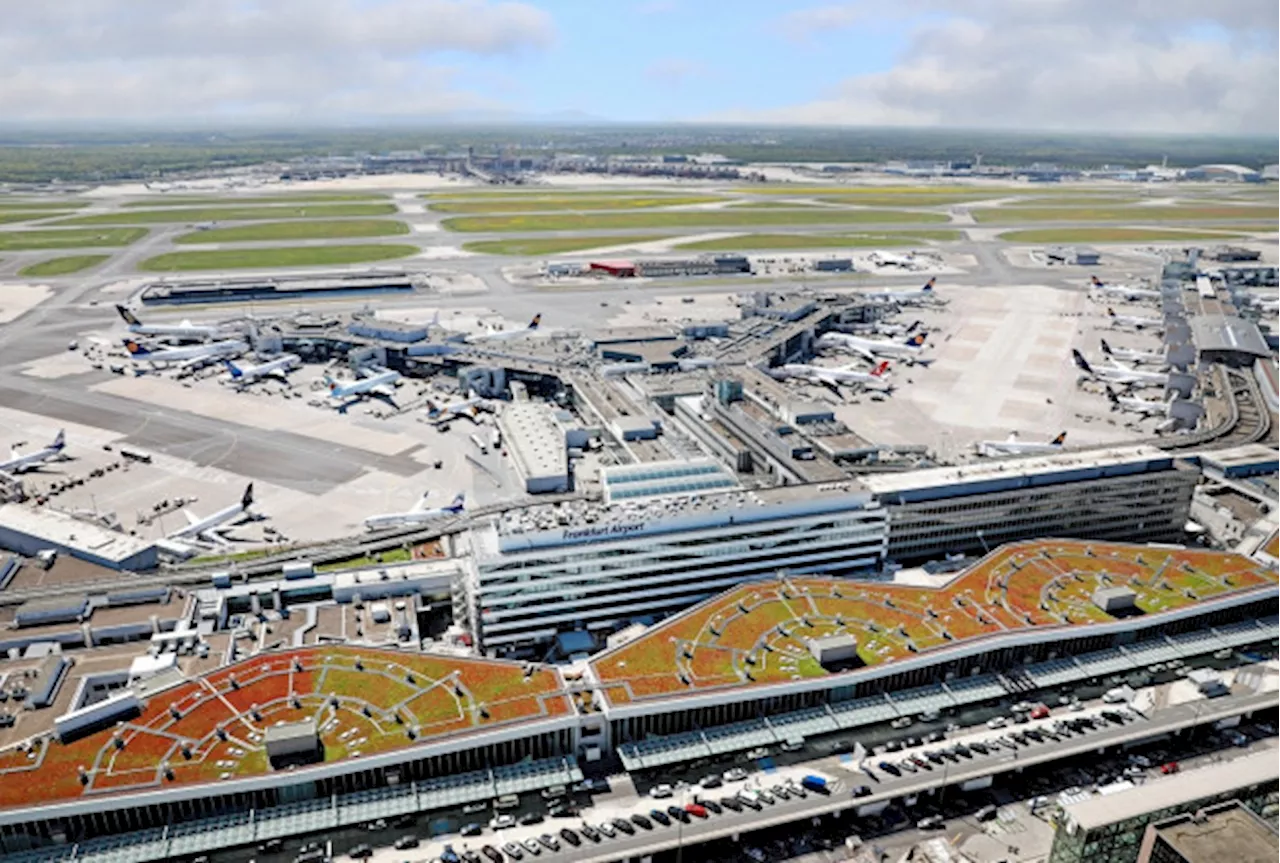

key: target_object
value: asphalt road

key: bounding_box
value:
[377,689,1277,863]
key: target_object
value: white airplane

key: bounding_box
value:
[847,319,923,337]
[772,360,894,393]
[124,338,248,368]
[869,251,917,269]
[0,429,66,476]
[1072,350,1170,388]
[1107,307,1163,332]
[363,492,466,531]
[1100,339,1165,366]
[817,330,930,365]
[223,354,300,386]
[864,278,941,306]
[116,305,228,342]
[167,484,256,546]
[1090,276,1161,302]
[974,431,1067,458]
[1105,386,1177,418]
[324,370,401,403]
[424,391,487,424]
[467,314,542,345]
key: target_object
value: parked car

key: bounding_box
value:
[520,838,542,856]
[1161,761,1180,774]
[686,802,709,819]
[745,747,770,760]
[490,815,516,830]
[519,813,544,826]
[461,823,483,837]
[649,784,674,799]
[481,847,504,863]
[613,817,636,835]
[502,841,525,859]
[700,774,723,789]
[650,808,672,826]
[852,785,872,798]
[559,827,581,847]
[720,796,744,812]
[579,824,600,842]
[976,805,999,822]
[723,767,748,782]
[667,804,690,823]
[917,816,945,830]
[537,834,560,852]
[393,835,419,850]
[349,845,373,860]
[630,813,653,830]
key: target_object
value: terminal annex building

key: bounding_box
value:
[455,445,1196,658]
[0,540,1275,858]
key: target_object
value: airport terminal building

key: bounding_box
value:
[456,484,889,657]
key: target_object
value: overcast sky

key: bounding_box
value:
[1,0,1276,134]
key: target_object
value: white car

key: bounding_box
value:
[490,815,516,830]
[596,822,616,838]
[723,767,748,782]
[987,717,1008,729]
[649,784,674,799]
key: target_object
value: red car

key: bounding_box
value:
[1029,704,1051,720]
[685,803,709,819]
[1160,761,1180,774]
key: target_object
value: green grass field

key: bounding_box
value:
[138,243,419,272]
[998,195,1145,207]
[442,208,951,233]
[974,204,1277,224]
[998,227,1252,243]
[18,254,111,277]
[428,195,725,214]
[173,219,410,244]
[0,211,74,224]
[53,203,399,226]
[315,547,413,573]
[461,234,673,255]
[730,200,825,208]
[675,230,962,251]
[0,227,147,251]
[122,193,387,207]
[815,192,1017,207]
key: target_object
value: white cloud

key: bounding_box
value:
[0,0,555,121]
[729,1,1279,134]
[779,4,868,42]
[643,58,707,85]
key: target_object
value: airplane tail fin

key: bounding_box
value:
[1105,385,1120,405]
[906,320,922,334]
[1100,338,1113,356]
[241,483,254,509]
[430,310,441,328]
[1091,275,1103,287]
[1071,349,1093,373]
[449,492,466,512]
[872,361,890,377]
[1107,307,1117,318]
[923,278,935,291]
[528,314,541,330]
[124,340,150,357]
[905,333,927,348]
[1050,431,1067,446]
[116,305,142,327]
[223,359,242,378]
[51,429,66,451]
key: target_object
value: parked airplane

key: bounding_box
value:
[974,431,1067,458]
[116,305,228,342]
[1107,307,1163,332]
[0,429,66,476]
[324,370,401,402]
[1090,276,1161,302]
[773,360,893,393]
[467,314,542,344]
[363,492,466,531]
[1105,386,1177,418]
[1100,339,1165,366]
[424,391,486,424]
[864,278,941,306]
[1072,350,1170,388]
[167,484,256,546]
[124,338,248,368]
[223,354,300,386]
[818,331,930,365]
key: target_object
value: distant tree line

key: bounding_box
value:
[0,126,1273,185]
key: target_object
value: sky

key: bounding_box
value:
[0,0,1276,134]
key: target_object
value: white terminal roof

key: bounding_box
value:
[860,445,1172,496]
[0,505,156,564]
[500,402,569,482]
[1190,315,1271,358]
[495,479,872,539]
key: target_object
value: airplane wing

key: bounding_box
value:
[182,509,200,527]
[843,345,876,364]
[198,529,232,547]
[817,378,843,396]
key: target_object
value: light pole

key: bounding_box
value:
[976,530,991,555]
